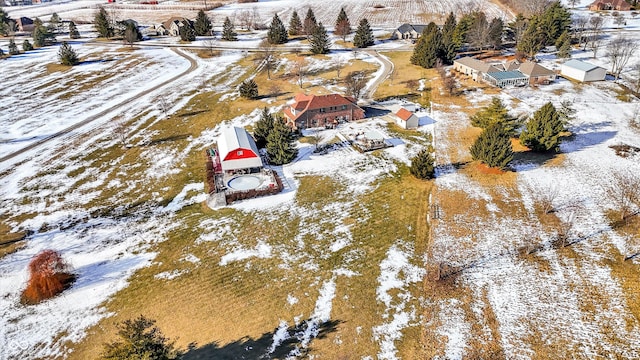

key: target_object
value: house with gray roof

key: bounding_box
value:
[392,24,428,40]
[453,57,502,82]
[560,60,606,82]
[518,62,557,85]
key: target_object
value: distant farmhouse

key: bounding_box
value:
[560,60,607,82]
[453,56,556,88]
[283,93,365,130]
[392,23,428,40]
[589,0,631,11]
[16,17,34,33]
[162,17,193,36]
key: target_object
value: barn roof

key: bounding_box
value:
[562,59,603,73]
[217,127,262,171]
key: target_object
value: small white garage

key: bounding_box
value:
[395,108,419,129]
[561,59,607,82]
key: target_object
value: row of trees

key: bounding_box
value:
[469,98,572,169]
[254,108,298,165]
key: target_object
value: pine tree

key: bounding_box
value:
[22,39,33,51]
[267,14,288,44]
[520,102,565,152]
[58,41,79,66]
[221,17,237,41]
[309,22,329,54]
[288,10,302,36]
[101,315,182,360]
[254,107,274,148]
[32,19,54,47]
[353,18,374,48]
[441,12,458,64]
[124,21,142,46]
[266,115,298,165]
[8,38,18,55]
[410,148,435,180]
[49,12,61,33]
[470,97,520,135]
[517,16,545,59]
[179,21,195,42]
[239,79,258,99]
[0,7,12,36]
[470,123,514,170]
[488,18,503,50]
[303,8,317,37]
[410,23,444,69]
[555,31,571,59]
[68,21,80,39]
[334,7,351,42]
[194,10,212,36]
[94,6,113,38]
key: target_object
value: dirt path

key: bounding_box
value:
[0,48,197,165]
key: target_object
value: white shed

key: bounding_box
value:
[395,108,419,129]
[561,60,607,82]
[217,127,263,172]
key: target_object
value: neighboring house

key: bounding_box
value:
[589,0,631,11]
[283,93,365,130]
[453,57,502,82]
[518,62,557,85]
[392,23,428,40]
[216,127,263,172]
[395,108,419,129]
[162,17,193,36]
[561,59,607,82]
[483,71,529,88]
[16,17,34,33]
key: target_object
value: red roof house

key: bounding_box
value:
[395,108,419,129]
[217,127,263,172]
[589,0,631,11]
[283,93,365,130]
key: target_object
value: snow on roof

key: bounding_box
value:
[562,59,603,73]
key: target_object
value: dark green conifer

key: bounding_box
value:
[266,115,298,165]
[309,22,329,54]
[267,14,288,44]
[470,123,514,169]
[410,148,436,180]
[470,97,520,135]
[353,18,374,48]
[68,21,80,39]
[22,39,33,51]
[239,79,258,99]
[94,6,113,38]
[520,102,565,152]
[221,17,237,41]
[288,10,302,36]
[194,10,212,36]
[8,38,18,55]
[58,41,79,66]
[303,8,317,37]
[254,108,274,148]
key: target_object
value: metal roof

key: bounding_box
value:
[562,59,602,73]
[485,71,528,81]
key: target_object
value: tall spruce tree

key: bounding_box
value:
[8,38,18,55]
[470,97,520,135]
[68,21,80,39]
[410,148,436,180]
[266,115,298,165]
[194,10,212,36]
[221,17,237,41]
[254,107,274,148]
[267,14,288,44]
[32,18,54,47]
[488,18,503,50]
[22,39,33,51]
[288,10,302,36]
[555,31,571,58]
[309,21,329,54]
[470,123,514,170]
[441,12,459,64]
[334,7,351,42]
[58,41,79,66]
[179,21,196,42]
[303,8,317,37]
[124,21,142,46]
[353,18,374,48]
[520,102,565,152]
[410,22,445,68]
[0,7,13,36]
[94,6,113,38]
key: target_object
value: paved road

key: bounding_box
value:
[0,48,197,165]
[362,50,395,104]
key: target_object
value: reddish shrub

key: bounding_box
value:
[21,250,75,305]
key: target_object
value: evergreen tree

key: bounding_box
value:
[410,23,444,69]
[179,21,196,42]
[49,12,61,33]
[8,38,18,55]
[194,10,212,36]
[309,22,330,54]
[410,148,435,180]
[68,21,80,39]
[124,21,142,46]
[453,13,473,51]
[441,12,459,64]
[32,19,54,47]
[58,41,79,66]
[520,102,565,152]
[488,18,503,50]
[267,14,288,44]
[517,16,545,59]
[288,10,302,36]
[266,115,298,165]
[221,17,237,41]
[94,6,113,38]
[555,31,571,59]
[334,7,351,42]
[303,8,317,37]
[0,7,13,36]
[539,1,571,46]
[353,18,374,48]
[22,39,33,51]
[239,79,258,99]
[507,13,527,46]
[101,315,182,360]
[470,97,520,135]
[470,123,514,170]
[254,107,274,148]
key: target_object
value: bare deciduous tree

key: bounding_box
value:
[588,16,604,58]
[113,121,129,148]
[606,37,638,80]
[606,170,640,222]
[344,71,367,101]
[331,55,347,80]
[158,96,170,118]
[237,10,252,31]
[573,16,589,50]
[292,57,308,88]
[614,12,626,29]
[553,212,576,248]
[255,40,278,80]
[531,182,560,214]
[203,38,218,57]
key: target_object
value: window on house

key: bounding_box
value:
[320,108,325,113]
[237,150,243,156]
[342,105,347,110]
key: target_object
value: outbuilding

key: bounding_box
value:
[561,60,607,82]
[216,127,263,173]
[395,108,419,129]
